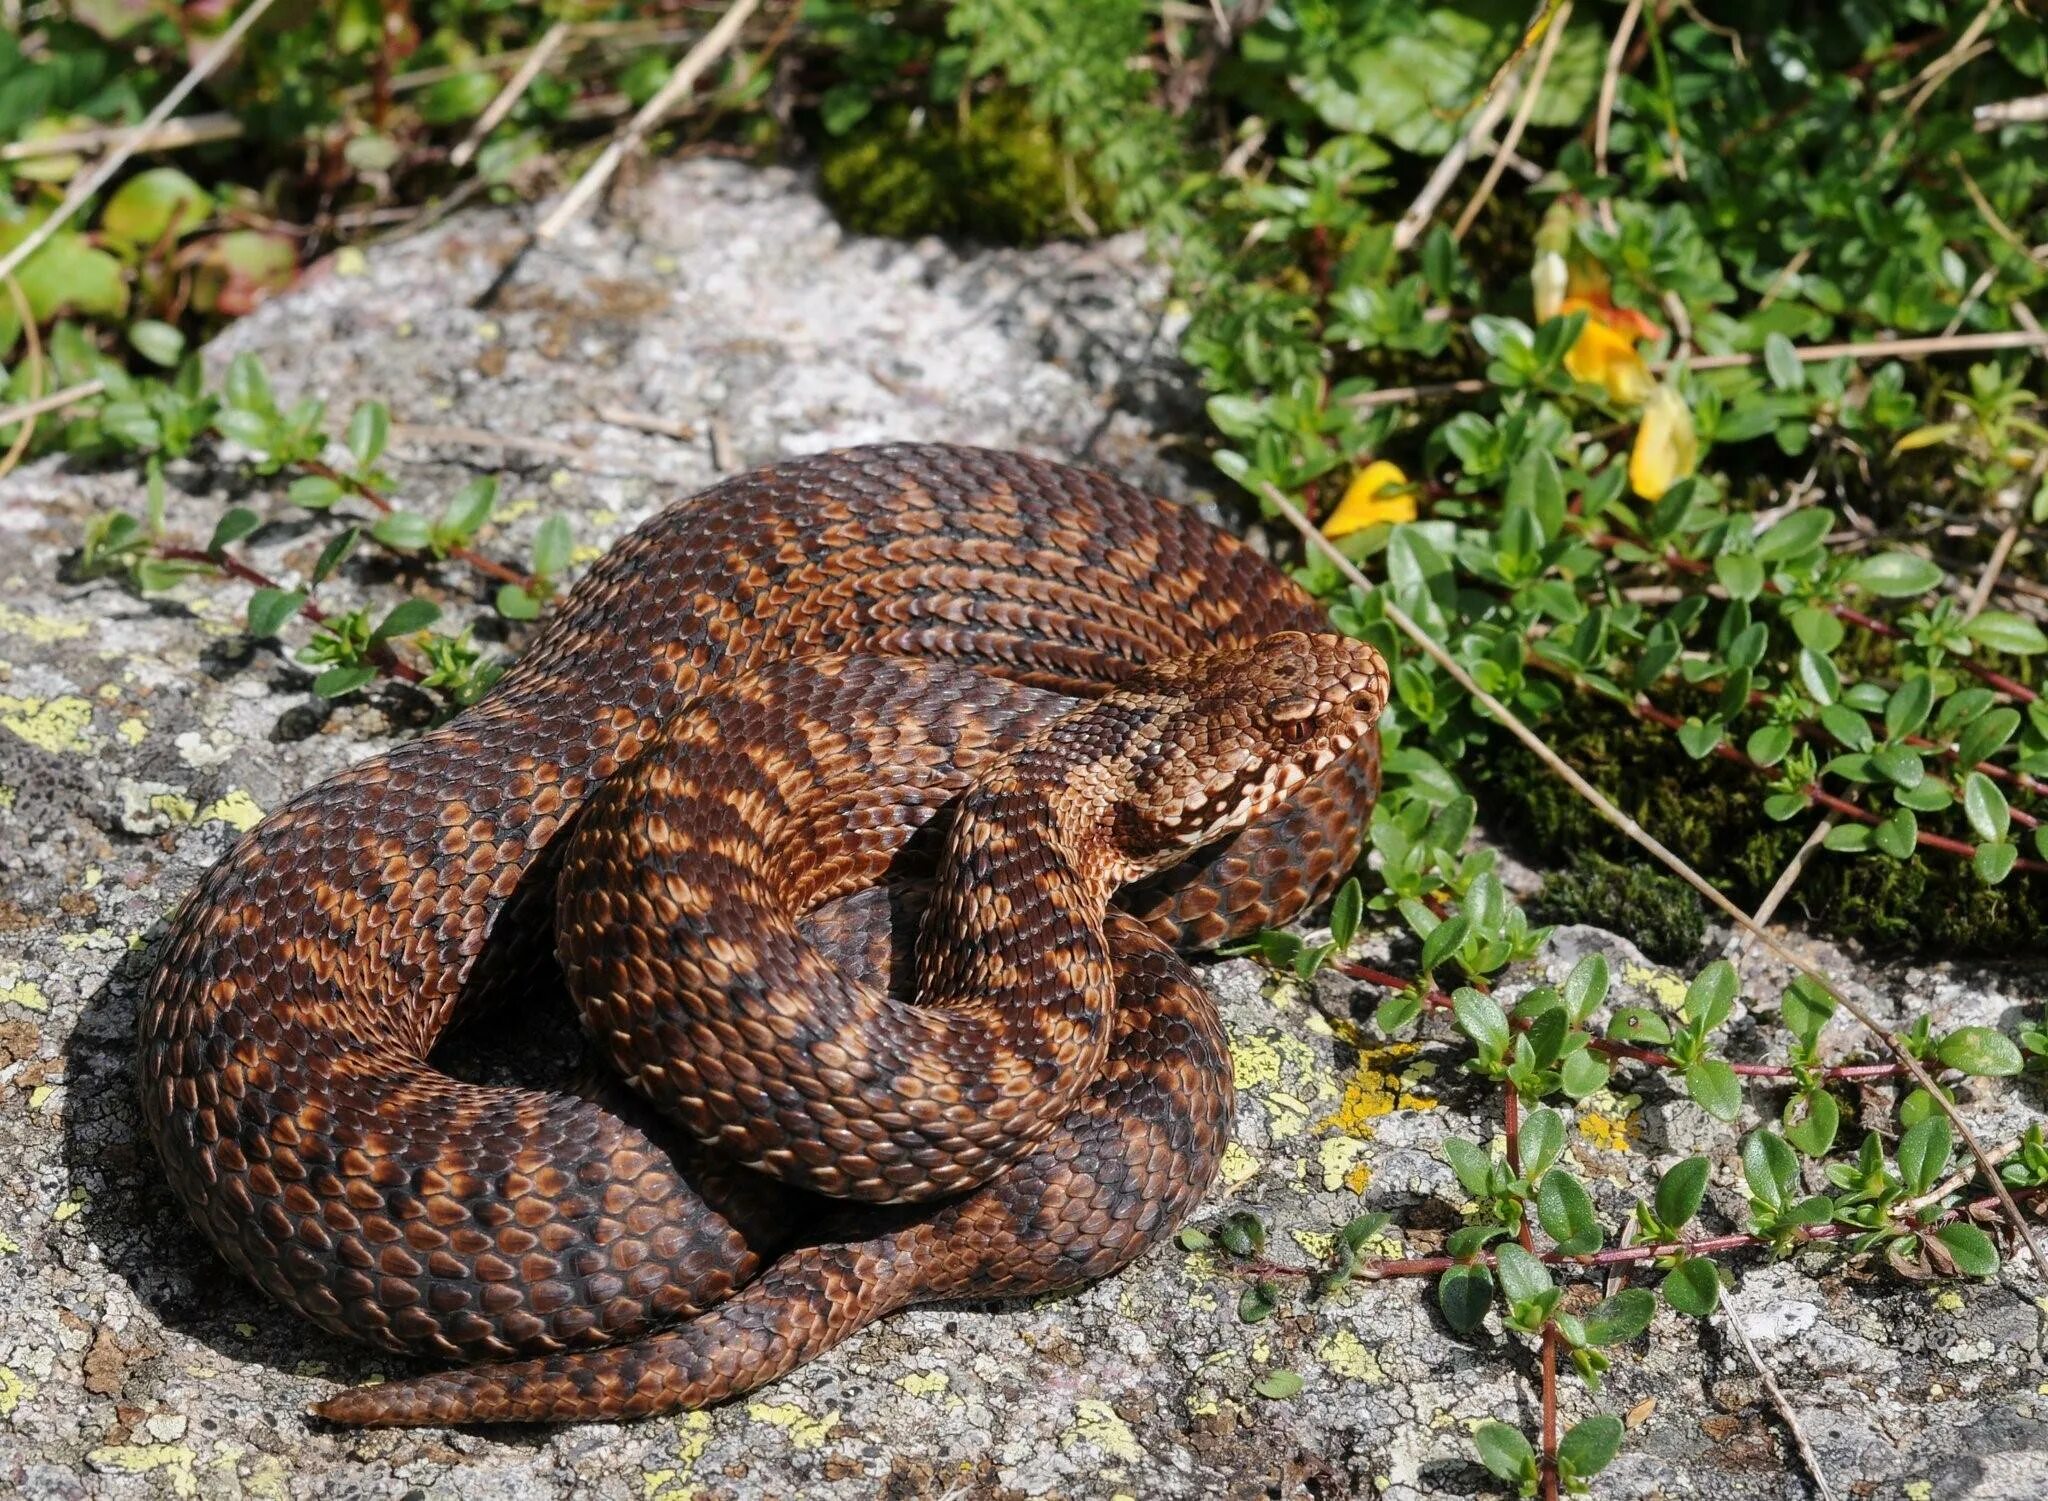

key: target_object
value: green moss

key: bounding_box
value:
[816,94,1115,244]
[1473,696,2048,956]
[1535,852,1707,965]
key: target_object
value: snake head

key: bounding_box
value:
[1109,630,1390,871]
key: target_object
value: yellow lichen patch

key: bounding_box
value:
[1624,963,1688,1011]
[1229,1032,1284,1093]
[1318,1328,1384,1383]
[117,716,148,746]
[53,1187,87,1222]
[2,976,48,1012]
[1577,1108,1639,1153]
[0,694,97,754]
[240,1454,293,1501]
[1292,1229,1335,1261]
[0,782,14,811]
[152,792,199,825]
[1319,1135,1375,1193]
[0,604,90,645]
[201,789,265,833]
[1323,1040,1438,1139]
[0,1365,31,1415]
[88,1444,197,1499]
[0,1232,20,1252]
[746,1399,839,1449]
[1263,1090,1316,1141]
[646,1411,715,1499]
[897,1370,948,1397]
[27,1085,54,1110]
[1218,1141,1260,1188]
[1068,1399,1145,1464]
[1935,1290,1965,1313]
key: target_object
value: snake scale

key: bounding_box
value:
[139,443,1389,1425]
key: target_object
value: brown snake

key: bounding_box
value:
[139,444,1389,1424]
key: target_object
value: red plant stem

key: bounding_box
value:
[1619,689,2048,872]
[301,459,534,589]
[1338,961,1913,1081]
[1593,531,2041,706]
[160,545,426,684]
[1224,1192,2037,1283]
[1540,1323,1561,1501]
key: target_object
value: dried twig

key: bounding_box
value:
[1592,0,1645,231]
[1976,94,2048,128]
[0,113,241,163]
[1344,328,2048,409]
[1878,1,2005,158]
[1391,3,1564,253]
[0,276,45,482]
[535,0,766,241]
[0,378,107,433]
[595,406,699,442]
[450,22,572,169]
[1720,1299,1839,1501]
[0,0,283,287]
[1261,481,2048,1280]
[1453,2,1573,241]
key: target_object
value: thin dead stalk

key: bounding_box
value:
[450,23,573,170]
[535,0,766,241]
[1453,2,1573,241]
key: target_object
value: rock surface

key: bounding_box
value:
[1,160,2043,1499]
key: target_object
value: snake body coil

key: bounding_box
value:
[139,444,1387,1424]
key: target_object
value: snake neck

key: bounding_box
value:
[913,776,1123,1028]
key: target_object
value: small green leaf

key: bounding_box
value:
[1494,1242,1553,1306]
[1175,1227,1211,1252]
[1329,877,1363,950]
[1662,1255,1721,1316]
[1237,1280,1280,1324]
[1438,1262,1494,1333]
[1582,1289,1655,1346]
[1472,1422,1537,1487]
[1964,610,2048,656]
[1763,333,1804,391]
[1933,1223,1998,1278]
[1687,1059,1742,1122]
[1423,914,1472,975]
[1933,1026,2023,1078]
[1451,987,1509,1059]
[1252,1368,1303,1399]
[1873,808,1918,860]
[1654,1156,1711,1230]
[347,401,390,468]
[245,587,305,639]
[1741,1129,1800,1210]
[1608,1006,1672,1046]
[1562,953,1609,1022]
[1684,961,1738,1026]
[496,583,542,621]
[1896,1116,1953,1197]
[1850,552,1944,598]
[1519,1108,1565,1180]
[314,663,377,698]
[208,507,261,553]
[128,319,187,367]
[1974,841,2019,885]
[288,475,345,510]
[1444,1137,1497,1199]
[1782,1088,1840,1157]
[312,527,360,584]
[532,514,574,580]
[1376,991,1423,1035]
[1537,1170,1602,1255]
[1558,1414,1625,1481]
[1961,772,2010,844]
[372,598,441,642]
[371,512,434,551]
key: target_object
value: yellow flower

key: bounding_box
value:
[1562,303,1655,406]
[1323,461,1417,538]
[1630,384,1698,500]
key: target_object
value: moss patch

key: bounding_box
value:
[1534,851,1707,965]
[1473,696,2048,956]
[816,94,1114,244]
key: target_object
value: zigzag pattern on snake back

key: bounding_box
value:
[138,444,1387,1422]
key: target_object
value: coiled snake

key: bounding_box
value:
[139,444,1388,1425]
